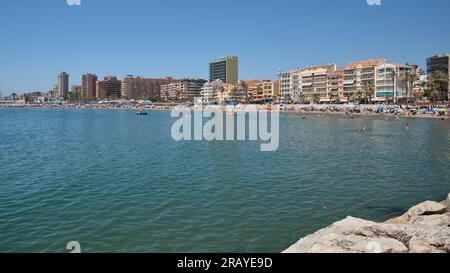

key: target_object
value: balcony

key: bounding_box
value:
[343,80,355,85]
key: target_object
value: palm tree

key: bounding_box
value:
[313,93,321,103]
[401,71,417,103]
[363,81,375,104]
[217,86,225,104]
[345,91,353,103]
[299,93,306,104]
[256,86,263,102]
[428,71,449,101]
[249,93,255,104]
[230,87,238,102]
[238,81,248,103]
[11,93,18,101]
[390,70,397,103]
[328,92,338,103]
[284,93,292,104]
[355,89,364,104]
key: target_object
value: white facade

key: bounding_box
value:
[375,63,413,101]
[201,80,226,103]
[278,65,337,103]
[36,96,65,104]
[278,71,292,102]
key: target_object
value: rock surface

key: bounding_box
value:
[447,193,450,209]
[284,194,450,253]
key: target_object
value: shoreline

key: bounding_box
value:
[1,103,449,120]
[284,110,450,120]
[284,193,450,253]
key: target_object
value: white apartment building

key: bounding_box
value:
[201,80,232,103]
[278,64,337,103]
[343,59,385,100]
[278,59,418,103]
[161,78,207,101]
[375,63,413,102]
[301,64,336,102]
[278,71,292,102]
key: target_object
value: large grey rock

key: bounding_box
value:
[387,201,448,225]
[284,196,450,253]
[408,237,446,253]
[405,201,447,220]
[409,213,450,227]
[306,234,407,253]
[354,223,450,253]
[283,217,376,253]
[445,239,450,253]
[384,216,409,225]
[447,193,450,209]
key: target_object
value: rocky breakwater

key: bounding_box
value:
[284,193,450,253]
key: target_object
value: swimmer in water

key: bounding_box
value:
[405,123,410,130]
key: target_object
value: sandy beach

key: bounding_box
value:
[1,102,449,120]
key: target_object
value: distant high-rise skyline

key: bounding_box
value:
[96,76,122,100]
[121,76,173,100]
[57,72,69,97]
[81,74,98,100]
[209,56,239,85]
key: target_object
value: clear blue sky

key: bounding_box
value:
[0,0,449,94]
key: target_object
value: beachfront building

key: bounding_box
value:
[327,68,344,102]
[180,78,207,101]
[81,73,98,100]
[70,85,82,101]
[57,72,69,98]
[242,80,263,102]
[160,81,179,101]
[201,80,235,103]
[278,71,293,103]
[343,59,385,102]
[375,63,414,102]
[262,80,279,99]
[278,59,420,104]
[272,80,280,98]
[71,85,81,96]
[209,56,239,85]
[290,69,302,103]
[411,64,423,80]
[121,76,173,100]
[427,54,450,100]
[96,76,122,100]
[235,81,249,102]
[301,64,337,103]
[161,78,207,102]
[36,95,65,104]
[278,64,338,103]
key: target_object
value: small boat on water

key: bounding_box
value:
[136,107,148,115]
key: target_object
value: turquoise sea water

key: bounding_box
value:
[0,108,449,253]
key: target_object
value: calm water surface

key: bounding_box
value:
[0,108,449,252]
